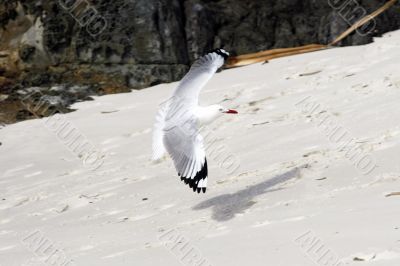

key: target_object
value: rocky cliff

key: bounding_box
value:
[1,0,400,123]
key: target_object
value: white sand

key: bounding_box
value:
[1,30,400,266]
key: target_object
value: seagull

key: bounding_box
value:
[152,48,238,193]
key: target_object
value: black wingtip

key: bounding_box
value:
[179,159,208,194]
[210,48,229,60]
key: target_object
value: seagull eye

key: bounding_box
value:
[219,108,223,111]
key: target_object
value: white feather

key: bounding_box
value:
[152,49,229,192]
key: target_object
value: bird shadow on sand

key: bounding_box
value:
[192,166,302,222]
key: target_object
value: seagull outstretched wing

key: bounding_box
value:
[152,49,229,193]
[173,49,229,106]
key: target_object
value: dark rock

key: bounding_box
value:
[19,45,36,62]
[8,0,399,85]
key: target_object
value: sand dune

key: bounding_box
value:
[1,30,400,266]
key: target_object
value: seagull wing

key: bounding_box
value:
[172,49,229,106]
[163,120,208,193]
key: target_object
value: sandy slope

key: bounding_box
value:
[1,30,400,266]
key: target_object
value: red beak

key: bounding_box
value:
[224,109,238,114]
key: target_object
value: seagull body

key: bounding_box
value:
[152,49,237,193]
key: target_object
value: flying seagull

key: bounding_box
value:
[152,48,238,193]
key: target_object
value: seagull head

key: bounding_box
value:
[196,105,238,125]
[216,105,238,115]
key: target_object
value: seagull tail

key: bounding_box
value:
[152,102,168,161]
